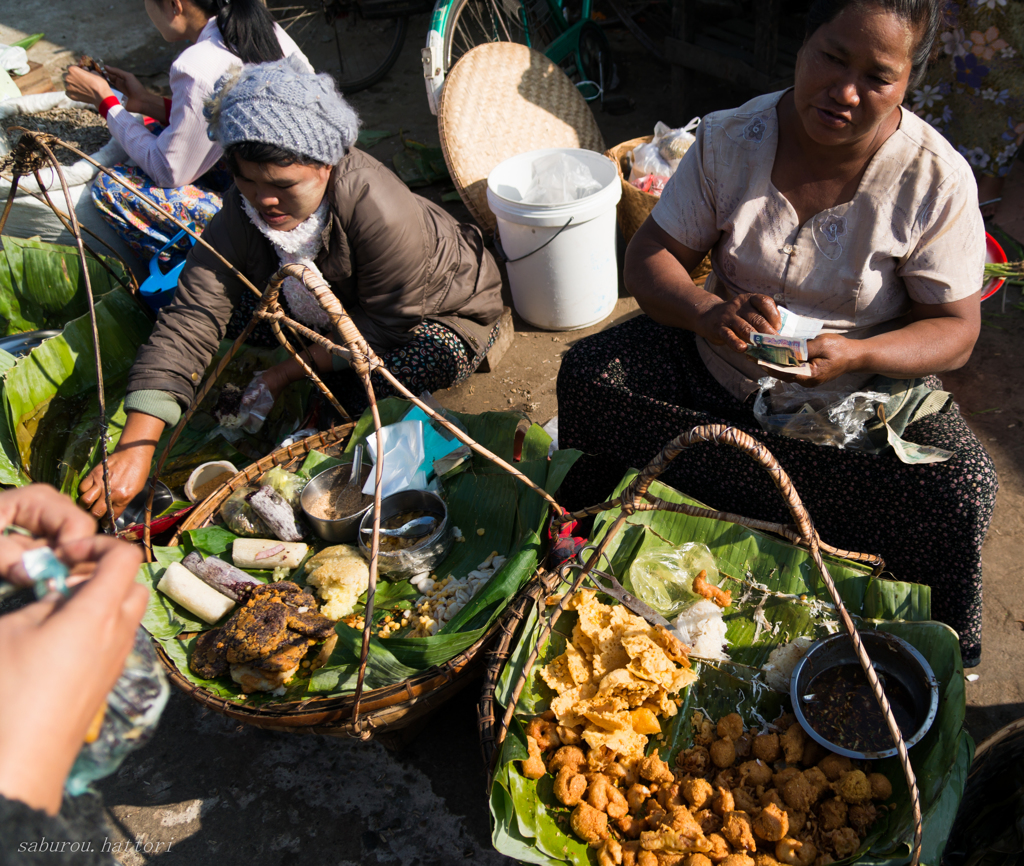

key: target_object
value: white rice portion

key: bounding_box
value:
[672,599,730,660]
[761,635,815,692]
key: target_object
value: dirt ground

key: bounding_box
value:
[2,3,1023,863]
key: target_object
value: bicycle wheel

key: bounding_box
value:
[441,0,557,73]
[268,0,409,93]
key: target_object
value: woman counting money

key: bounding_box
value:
[556,0,995,666]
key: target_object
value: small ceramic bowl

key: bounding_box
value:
[357,489,452,580]
[185,461,238,503]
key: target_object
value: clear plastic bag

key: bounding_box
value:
[627,118,700,183]
[628,142,672,182]
[627,542,719,618]
[522,152,603,204]
[753,377,889,450]
[219,486,271,537]
[261,466,306,511]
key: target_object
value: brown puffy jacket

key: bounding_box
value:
[127,147,503,408]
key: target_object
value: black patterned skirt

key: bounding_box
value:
[556,315,997,665]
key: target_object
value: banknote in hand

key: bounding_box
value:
[746,333,812,375]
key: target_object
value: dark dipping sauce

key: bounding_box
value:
[802,663,918,753]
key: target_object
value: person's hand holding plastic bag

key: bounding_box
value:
[221,372,275,434]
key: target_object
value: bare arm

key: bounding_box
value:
[623,218,781,350]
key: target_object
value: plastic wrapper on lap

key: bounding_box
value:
[219,486,271,537]
[522,152,603,204]
[628,541,719,618]
[753,377,889,450]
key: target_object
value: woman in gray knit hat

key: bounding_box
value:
[79,57,504,520]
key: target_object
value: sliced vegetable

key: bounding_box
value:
[232,538,308,570]
[157,562,235,624]
[249,485,304,541]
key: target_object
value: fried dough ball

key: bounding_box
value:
[645,800,668,828]
[590,774,629,819]
[713,769,739,790]
[828,827,860,858]
[693,714,717,746]
[628,783,652,814]
[818,796,848,831]
[734,731,754,759]
[780,724,807,763]
[834,770,872,805]
[781,773,816,812]
[641,751,676,785]
[710,738,737,769]
[775,838,817,866]
[609,759,640,787]
[655,854,687,866]
[816,754,852,782]
[590,745,618,773]
[526,715,561,751]
[773,767,802,789]
[638,852,659,866]
[712,786,735,816]
[752,732,781,763]
[720,856,755,866]
[622,841,642,866]
[681,777,714,810]
[868,773,893,801]
[718,713,745,741]
[617,814,648,839]
[848,803,879,835]
[694,808,722,835]
[801,741,827,767]
[677,746,711,776]
[752,802,789,842]
[705,833,730,864]
[803,767,830,800]
[572,801,610,846]
[721,811,757,852]
[785,809,807,835]
[557,724,583,745]
[732,787,758,814]
[598,837,624,866]
[554,765,588,806]
[760,788,786,810]
[754,854,783,866]
[684,855,713,866]
[772,712,797,732]
[659,783,688,810]
[739,759,773,787]
[549,745,587,775]
[521,735,546,779]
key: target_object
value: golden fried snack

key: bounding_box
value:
[664,806,706,838]
[713,768,738,790]
[738,758,772,787]
[521,735,546,779]
[780,724,807,763]
[834,770,872,805]
[640,750,676,784]
[711,786,735,816]
[681,777,714,810]
[704,833,730,863]
[656,853,688,866]
[868,772,893,801]
[554,765,587,806]
[617,814,648,839]
[775,838,817,866]
[784,809,807,835]
[801,740,827,767]
[638,851,659,866]
[693,807,721,835]
[732,787,758,813]
[719,856,755,866]
[817,753,852,782]
[773,767,802,789]
[557,724,583,745]
[819,796,849,831]
[684,855,713,866]
[677,746,711,776]
[572,801,610,845]
[721,811,757,852]
[754,854,783,866]
[734,731,754,759]
[549,745,587,774]
[760,788,786,809]
[622,840,642,866]
[597,837,623,866]
[848,803,879,835]
[802,767,830,800]
[526,714,561,750]
[717,713,744,741]
[752,802,789,842]
[709,738,737,769]
[694,570,732,608]
[657,783,687,810]
[752,732,781,763]
[828,826,860,858]
[628,783,653,814]
[589,774,629,819]
[781,774,816,812]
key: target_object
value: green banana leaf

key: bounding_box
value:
[139,398,580,702]
[0,236,132,337]
[490,470,972,866]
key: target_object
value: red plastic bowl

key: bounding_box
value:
[983,232,1007,301]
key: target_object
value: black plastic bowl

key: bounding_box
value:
[790,631,940,760]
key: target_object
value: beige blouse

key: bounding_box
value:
[650,90,985,401]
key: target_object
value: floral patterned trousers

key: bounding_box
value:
[556,316,997,665]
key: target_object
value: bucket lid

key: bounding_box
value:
[437,43,605,237]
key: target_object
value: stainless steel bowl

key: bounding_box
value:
[791,631,940,760]
[300,461,372,543]
[358,489,452,580]
[115,480,174,532]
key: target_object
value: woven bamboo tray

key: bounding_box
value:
[155,424,540,740]
[604,135,712,281]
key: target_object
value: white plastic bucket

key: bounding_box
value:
[486,147,621,331]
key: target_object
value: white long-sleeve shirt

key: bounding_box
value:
[104,19,312,188]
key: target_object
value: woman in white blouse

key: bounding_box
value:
[556,0,994,667]
[64,0,310,261]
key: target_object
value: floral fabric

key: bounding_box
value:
[556,315,996,665]
[651,90,986,402]
[909,0,1024,177]
[91,162,230,261]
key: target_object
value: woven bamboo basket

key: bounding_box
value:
[478,426,931,866]
[604,135,712,281]
[156,424,546,741]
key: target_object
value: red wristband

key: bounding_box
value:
[163,97,172,118]
[98,96,120,119]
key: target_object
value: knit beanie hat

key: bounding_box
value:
[204,55,360,165]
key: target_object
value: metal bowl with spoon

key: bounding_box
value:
[299,445,372,542]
